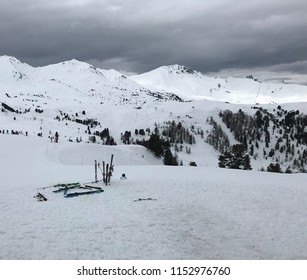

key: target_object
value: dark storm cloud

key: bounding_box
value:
[1,0,307,79]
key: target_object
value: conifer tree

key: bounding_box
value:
[218,144,252,170]
[55,132,59,143]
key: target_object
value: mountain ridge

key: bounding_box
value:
[2,55,307,104]
[130,64,307,104]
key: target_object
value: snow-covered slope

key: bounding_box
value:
[0,134,307,259]
[130,64,307,104]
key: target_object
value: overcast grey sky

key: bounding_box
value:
[1,0,307,82]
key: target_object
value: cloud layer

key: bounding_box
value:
[1,0,307,81]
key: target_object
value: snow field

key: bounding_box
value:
[0,135,306,259]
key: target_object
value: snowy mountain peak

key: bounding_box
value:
[60,59,92,68]
[162,64,201,76]
[39,59,108,82]
[0,55,34,82]
[98,68,127,81]
[0,55,22,64]
[47,59,98,72]
[0,55,33,71]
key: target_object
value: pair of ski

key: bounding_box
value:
[52,182,82,193]
[65,188,103,198]
[53,182,103,198]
